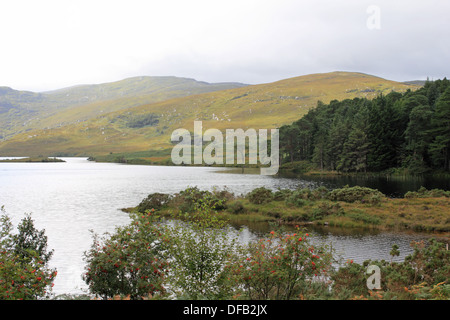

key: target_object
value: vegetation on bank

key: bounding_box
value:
[84,78,450,177]
[279,78,450,174]
[129,185,450,234]
[87,149,172,166]
[1,187,449,301]
[0,157,65,163]
[86,190,449,300]
[0,207,57,300]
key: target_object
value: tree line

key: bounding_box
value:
[279,78,450,174]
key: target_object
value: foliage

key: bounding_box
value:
[273,189,294,201]
[331,260,367,299]
[332,238,450,300]
[404,186,450,199]
[228,201,245,214]
[137,193,172,212]
[311,202,345,220]
[80,184,449,300]
[230,226,334,300]
[170,186,229,212]
[326,185,384,204]
[0,208,57,300]
[83,210,168,300]
[279,78,450,173]
[162,195,239,299]
[284,187,330,208]
[246,187,274,205]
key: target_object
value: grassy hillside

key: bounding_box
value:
[0,76,247,140]
[0,72,420,161]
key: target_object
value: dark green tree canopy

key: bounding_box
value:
[279,79,450,173]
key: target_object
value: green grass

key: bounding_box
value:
[126,186,450,237]
[0,76,246,141]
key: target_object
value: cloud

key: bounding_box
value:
[0,0,449,91]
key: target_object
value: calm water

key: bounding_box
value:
[278,171,450,197]
[0,158,433,296]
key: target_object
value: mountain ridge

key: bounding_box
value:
[0,76,248,140]
[0,71,421,159]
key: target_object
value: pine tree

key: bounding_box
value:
[430,87,450,170]
[404,104,433,172]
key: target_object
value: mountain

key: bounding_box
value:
[0,76,247,140]
[402,80,427,86]
[0,72,420,160]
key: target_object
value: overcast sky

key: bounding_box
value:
[0,0,449,92]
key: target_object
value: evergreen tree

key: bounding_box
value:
[430,87,450,170]
[404,104,433,172]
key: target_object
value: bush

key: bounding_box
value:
[163,195,238,299]
[0,208,57,300]
[246,187,273,205]
[137,193,172,212]
[308,202,344,221]
[172,187,215,212]
[83,211,168,300]
[331,261,368,299]
[231,227,333,300]
[405,187,450,199]
[212,188,235,202]
[285,194,307,208]
[273,189,293,201]
[311,186,330,200]
[228,201,244,214]
[327,186,384,203]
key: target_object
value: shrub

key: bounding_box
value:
[137,193,172,212]
[287,197,307,208]
[172,187,215,212]
[163,195,239,299]
[286,187,329,203]
[311,186,330,200]
[213,188,235,202]
[228,201,244,214]
[231,227,333,300]
[405,187,450,199]
[246,187,273,205]
[284,189,312,208]
[293,188,313,200]
[331,260,368,299]
[0,208,57,300]
[83,211,168,300]
[327,186,384,203]
[273,189,293,201]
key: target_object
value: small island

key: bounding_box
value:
[0,156,65,163]
[125,185,450,237]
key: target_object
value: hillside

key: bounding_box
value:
[0,76,247,140]
[0,72,420,161]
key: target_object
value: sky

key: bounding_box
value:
[0,0,449,92]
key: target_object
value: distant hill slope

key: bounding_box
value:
[0,76,247,139]
[0,72,420,158]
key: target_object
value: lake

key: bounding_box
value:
[0,158,434,296]
[277,171,450,198]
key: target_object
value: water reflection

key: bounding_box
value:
[229,222,430,264]
[276,172,450,197]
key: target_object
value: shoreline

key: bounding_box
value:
[0,156,65,163]
[122,186,450,240]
